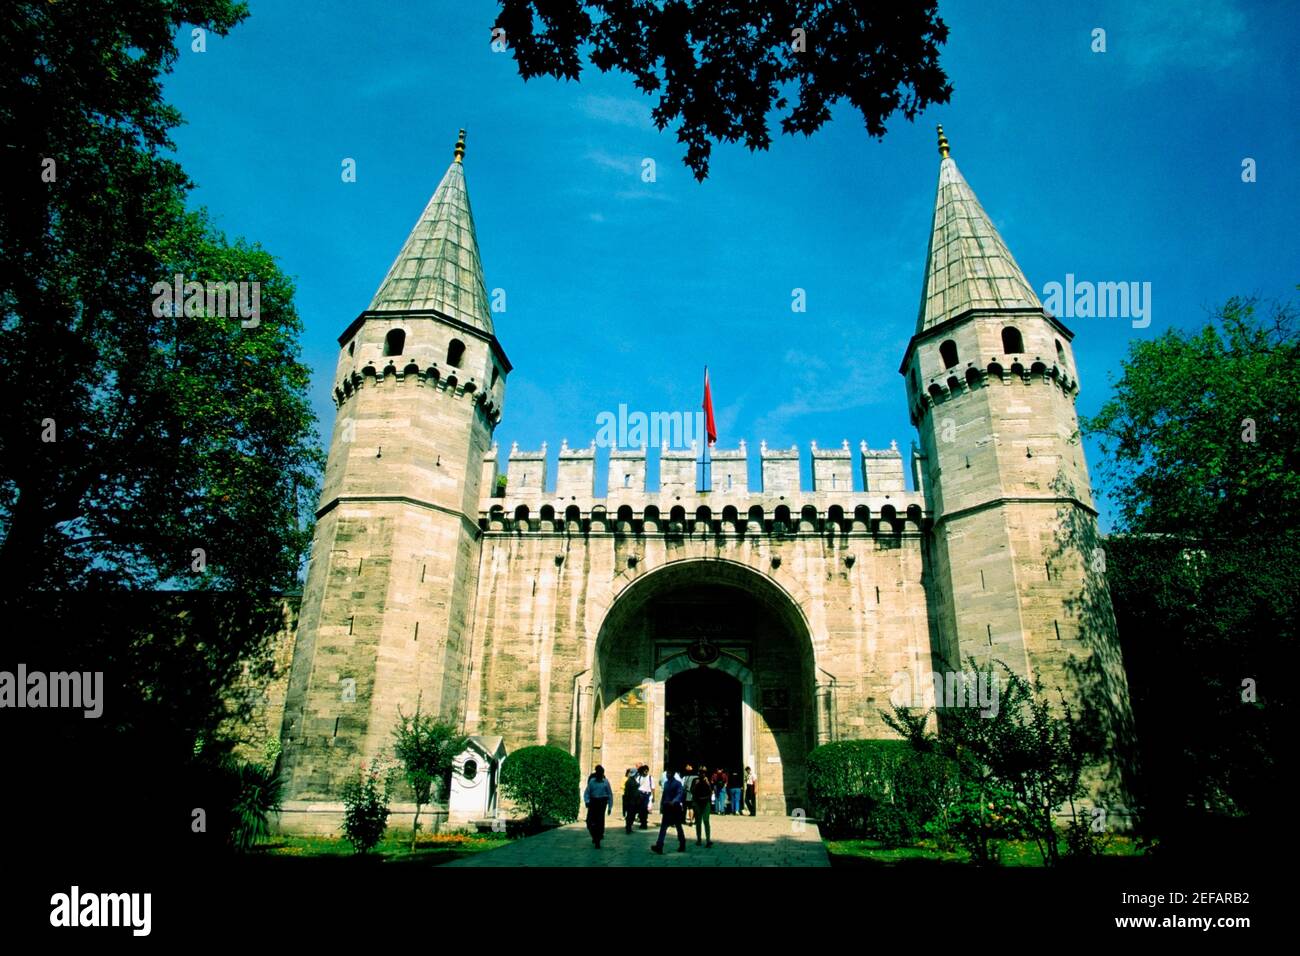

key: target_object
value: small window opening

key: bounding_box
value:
[447,339,465,368]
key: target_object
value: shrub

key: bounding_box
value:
[341,761,392,854]
[498,745,580,829]
[885,657,1099,865]
[806,739,952,843]
[228,759,283,853]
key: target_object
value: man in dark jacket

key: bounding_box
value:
[621,768,640,834]
[583,765,614,848]
[650,766,687,854]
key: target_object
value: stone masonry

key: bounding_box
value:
[271,128,1136,832]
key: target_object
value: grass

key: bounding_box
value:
[255,829,511,865]
[825,835,1147,868]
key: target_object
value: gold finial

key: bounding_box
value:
[937,125,950,159]
[454,129,466,164]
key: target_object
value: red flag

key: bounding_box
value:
[702,367,717,445]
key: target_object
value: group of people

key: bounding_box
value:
[582,763,757,853]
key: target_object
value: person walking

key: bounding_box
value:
[744,766,757,816]
[622,767,640,834]
[681,765,697,826]
[728,770,743,816]
[636,764,653,829]
[583,765,613,848]
[650,766,687,855]
[691,765,713,848]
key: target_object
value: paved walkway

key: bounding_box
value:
[446,814,829,867]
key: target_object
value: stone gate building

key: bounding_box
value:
[273,128,1135,827]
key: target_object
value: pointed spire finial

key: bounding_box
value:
[454,129,466,164]
[937,125,950,159]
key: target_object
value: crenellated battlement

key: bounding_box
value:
[331,359,503,424]
[485,437,913,498]
[910,356,1077,425]
[478,437,925,536]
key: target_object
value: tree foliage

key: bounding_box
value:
[493,0,951,179]
[1083,296,1297,835]
[0,0,322,863]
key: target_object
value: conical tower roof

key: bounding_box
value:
[368,130,493,334]
[916,127,1040,333]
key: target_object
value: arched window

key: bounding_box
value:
[1055,339,1066,365]
[446,339,465,368]
[939,340,959,369]
[383,329,405,356]
[490,366,499,388]
[1001,326,1024,355]
[347,340,355,356]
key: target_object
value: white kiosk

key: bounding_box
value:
[447,735,506,825]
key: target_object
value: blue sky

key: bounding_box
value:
[162,0,1298,528]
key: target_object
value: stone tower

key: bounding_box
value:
[902,128,1132,805]
[278,131,509,800]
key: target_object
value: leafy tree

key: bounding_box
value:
[885,658,1096,866]
[0,0,322,863]
[392,705,467,850]
[498,745,581,830]
[1083,296,1297,839]
[492,0,952,179]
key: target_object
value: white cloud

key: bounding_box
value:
[584,150,637,174]
[753,355,893,437]
[1117,0,1248,77]
[579,94,656,129]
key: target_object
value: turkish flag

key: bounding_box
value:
[702,367,717,445]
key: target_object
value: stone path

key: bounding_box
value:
[446,814,829,867]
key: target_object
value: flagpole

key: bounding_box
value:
[701,365,711,492]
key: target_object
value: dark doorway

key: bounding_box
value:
[665,667,741,777]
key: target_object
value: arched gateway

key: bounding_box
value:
[585,559,823,815]
[270,130,1136,832]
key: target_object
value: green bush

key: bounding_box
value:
[227,759,283,853]
[808,739,959,844]
[884,657,1099,865]
[498,745,580,829]
[340,761,392,854]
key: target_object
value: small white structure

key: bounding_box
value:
[447,736,506,824]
